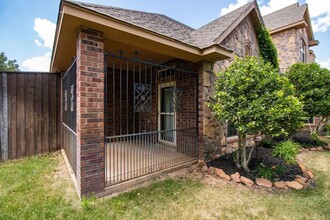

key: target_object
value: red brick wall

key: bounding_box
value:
[76,27,105,197]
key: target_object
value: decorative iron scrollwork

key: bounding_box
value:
[134,83,152,112]
[171,88,183,112]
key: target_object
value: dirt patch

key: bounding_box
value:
[207,147,303,182]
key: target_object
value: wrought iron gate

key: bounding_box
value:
[104,51,198,186]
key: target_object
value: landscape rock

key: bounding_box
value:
[295,175,307,185]
[231,172,241,183]
[323,145,330,151]
[297,160,306,171]
[201,165,208,173]
[256,178,273,188]
[286,181,304,189]
[240,176,254,187]
[310,147,317,151]
[306,170,314,179]
[215,168,231,181]
[207,166,215,175]
[316,147,323,151]
[274,181,288,189]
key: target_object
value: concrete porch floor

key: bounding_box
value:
[105,141,195,186]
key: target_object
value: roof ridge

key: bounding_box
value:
[194,1,254,32]
[263,2,298,17]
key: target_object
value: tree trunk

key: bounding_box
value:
[241,133,250,172]
[235,132,242,169]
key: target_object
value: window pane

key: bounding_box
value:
[161,87,173,112]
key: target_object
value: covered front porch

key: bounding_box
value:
[52,0,232,197]
[104,51,199,186]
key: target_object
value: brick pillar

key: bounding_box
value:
[76,27,105,197]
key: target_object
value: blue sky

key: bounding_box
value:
[0,0,329,71]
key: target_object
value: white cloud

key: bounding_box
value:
[22,52,51,71]
[306,0,330,32]
[21,18,55,71]
[34,39,42,47]
[259,0,298,15]
[318,58,330,69]
[220,0,252,16]
[33,18,56,49]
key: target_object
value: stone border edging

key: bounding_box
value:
[195,158,315,190]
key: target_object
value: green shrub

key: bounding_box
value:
[311,133,328,147]
[257,164,275,180]
[272,141,300,164]
[259,139,274,148]
[325,124,330,135]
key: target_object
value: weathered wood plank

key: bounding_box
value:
[49,74,57,152]
[34,73,42,155]
[2,73,9,161]
[25,73,35,156]
[0,73,3,161]
[17,73,26,157]
[56,74,62,150]
[41,74,50,153]
[8,73,17,159]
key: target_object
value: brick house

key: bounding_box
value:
[51,0,318,197]
[264,3,320,128]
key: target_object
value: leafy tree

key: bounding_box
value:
[286,62,330,133]
[0,52,20,71]
[211,57,304,171]
[256,25,279,69]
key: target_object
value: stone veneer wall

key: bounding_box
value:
[271,27,310,72]
[202,16,259,161]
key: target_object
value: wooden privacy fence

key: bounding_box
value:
[0,72,61,161]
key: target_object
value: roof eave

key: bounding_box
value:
[269,21,307,35]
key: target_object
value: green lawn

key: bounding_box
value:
[0,151,329,220]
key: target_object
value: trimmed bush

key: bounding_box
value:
[272,141,300,164]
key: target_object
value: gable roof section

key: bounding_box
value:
[263,3,306,31]
[190,2,258,48]
[64,0,260,49]
[263,3,317,45]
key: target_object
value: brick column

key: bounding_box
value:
[76,27,105,197]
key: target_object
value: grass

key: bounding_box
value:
[0,151,330,219]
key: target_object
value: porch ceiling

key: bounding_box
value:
[51,2,233,72]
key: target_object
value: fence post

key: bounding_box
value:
[0,73,8,161]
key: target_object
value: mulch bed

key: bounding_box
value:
[207,147,303,181]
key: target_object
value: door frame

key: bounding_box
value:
[158,81,176,147]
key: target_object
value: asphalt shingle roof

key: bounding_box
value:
[263,3,307,31]
[66,0,255,49]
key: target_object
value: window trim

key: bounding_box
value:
[299,38,306,63]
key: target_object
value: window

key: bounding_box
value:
[299,39,306,63]
[227,121,238,138]
[305,117,314,125]
[245,43,251,57]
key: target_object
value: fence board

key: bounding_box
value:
[17,74,25,158]
[49,74,57,152]
[41,74,50,153]
[56,75,61,150]
[34,74,42,154]
[0,72,61,161]
[8,74,17,159]
[0,74,2,160]
[26,74,35,156]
